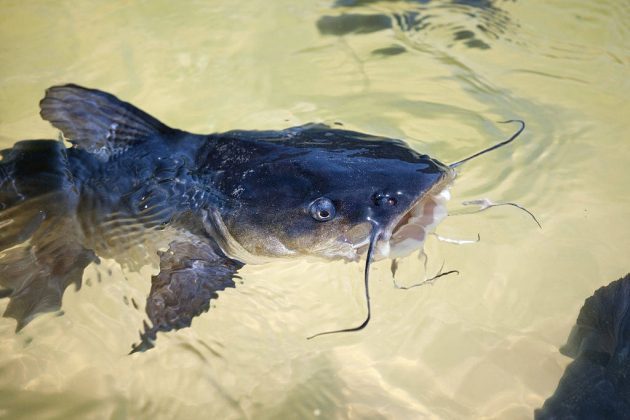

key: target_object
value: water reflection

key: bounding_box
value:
[317,0,516,51]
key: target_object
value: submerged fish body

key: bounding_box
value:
[0,85,459,350]
[536,273,630,419]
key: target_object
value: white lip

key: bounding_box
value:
[376,175,454,259]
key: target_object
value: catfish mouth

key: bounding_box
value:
[371,172,454,259]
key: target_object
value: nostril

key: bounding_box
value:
[374,193,397,206]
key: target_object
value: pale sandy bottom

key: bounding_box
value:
[0,0,629,418]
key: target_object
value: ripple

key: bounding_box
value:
[317,0,520,52]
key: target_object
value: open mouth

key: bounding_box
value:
[339,172,455,261]
[376,174,454,259]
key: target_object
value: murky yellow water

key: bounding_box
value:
[1,0,629,418]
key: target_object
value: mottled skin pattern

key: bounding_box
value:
[0,85,449,351]
[536,273,630,419]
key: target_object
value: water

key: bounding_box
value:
[1,0,629,418]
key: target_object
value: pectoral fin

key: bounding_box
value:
[131,238,243,353]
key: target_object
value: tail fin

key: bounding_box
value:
[0,140,97,330]
[0,140,69,249]
[40,84,175,161]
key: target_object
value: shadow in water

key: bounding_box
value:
[254,354,349,419]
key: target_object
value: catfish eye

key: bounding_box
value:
[309,197,336,222]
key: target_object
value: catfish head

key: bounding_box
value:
[200,121,525,338]
[199,121,525,338]
[202,124,454,264]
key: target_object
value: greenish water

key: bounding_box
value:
[1,0,629,418]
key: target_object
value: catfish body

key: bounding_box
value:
[0,85,452,350]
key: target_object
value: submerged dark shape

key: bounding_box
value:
[536,273,630,419]
[316,0,513,51]
[0,85,525,351]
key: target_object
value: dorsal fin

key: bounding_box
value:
[40,84,173,160]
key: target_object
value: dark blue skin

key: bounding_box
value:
[0,85,450,351]
[204,125,448,260]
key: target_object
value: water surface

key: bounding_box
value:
[1,0,629,418]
